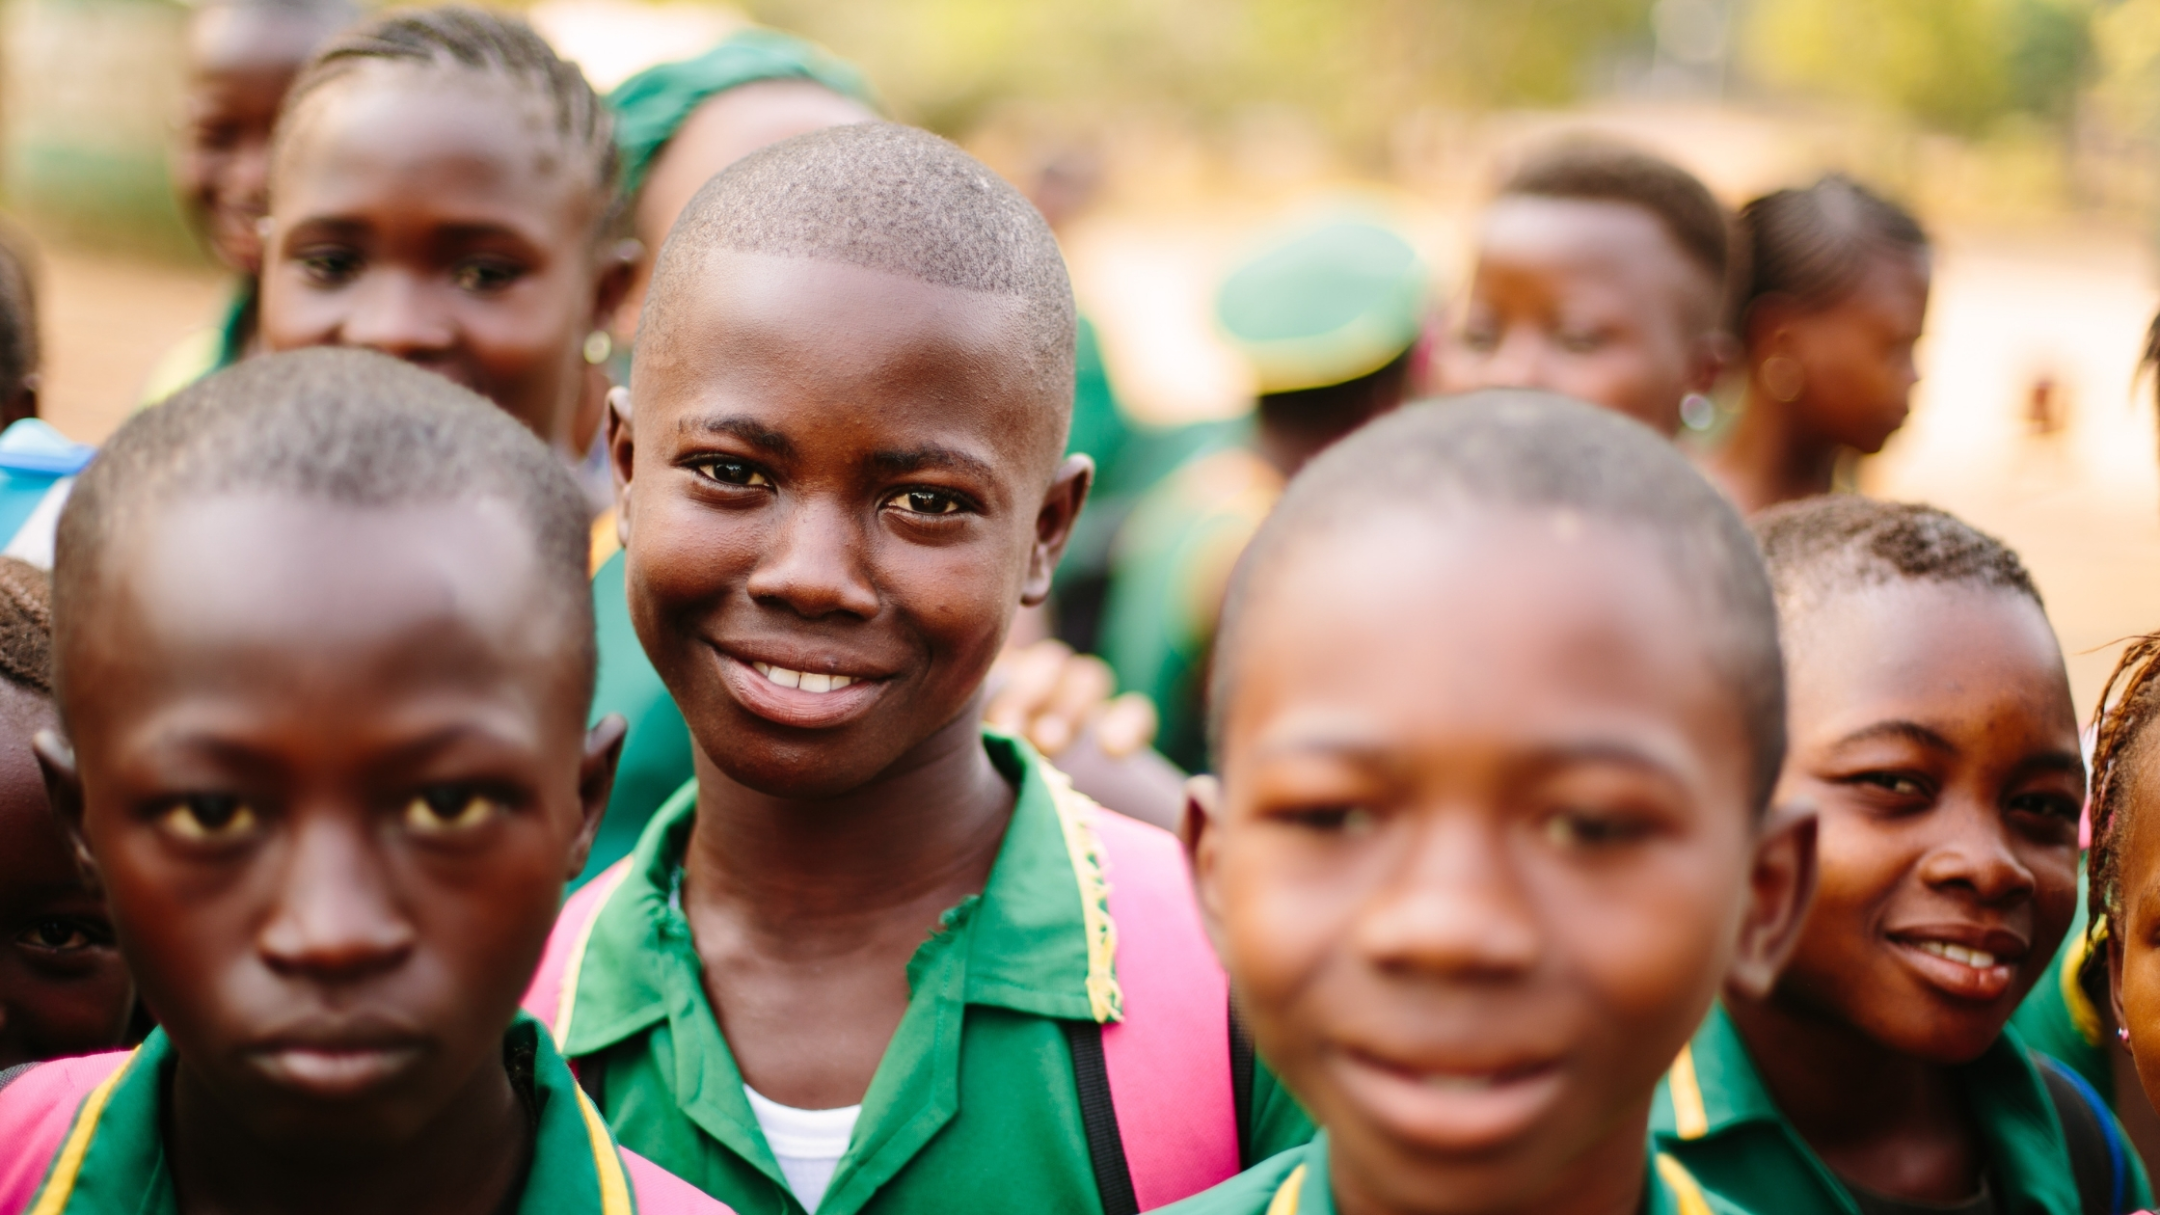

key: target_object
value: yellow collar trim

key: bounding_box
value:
[1043,762,1124,1024]
[1666,1043,1709,1139]
[1265,1162,1309,1215]
[29,1050,138,1215]
[1657,1153,1713,1215]
[575,1086,635,1215]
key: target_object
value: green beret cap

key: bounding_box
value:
[608,27,880,201]
[1215,218,1427,395]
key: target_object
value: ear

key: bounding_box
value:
[606,386,635,547]
[1020,454,1092,608]
[1723,802,1818,1000]
[1183,774,1229,960]
[587,239,643,334]
[32,728,100,896]
[1,373,39,428]
[566,713,628,881]
[1743,294,1802,360]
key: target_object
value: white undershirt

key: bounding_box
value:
[743,1085,861,1213]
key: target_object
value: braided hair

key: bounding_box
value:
[2087,636,2160,931]
[1735,175,1927,337]
[0,557,53,698]
[275,6,621,237]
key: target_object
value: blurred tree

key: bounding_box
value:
[1739,0,2093,135]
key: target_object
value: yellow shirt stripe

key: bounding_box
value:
[1667,1043,1709,1139]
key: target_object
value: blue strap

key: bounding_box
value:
[2039,1052,2128,1214]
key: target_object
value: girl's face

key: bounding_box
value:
[260,65,624,451]
[2111,746,2160,1099]
[1752,251,1930,455]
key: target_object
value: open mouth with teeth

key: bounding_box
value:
[752,661,858,693]
[1891,934,2020,1002]
[1912,940,1998,970]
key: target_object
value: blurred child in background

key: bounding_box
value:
[1099,217,1425,772]
[1435,138,1732,437]
[0,557,133,1072]
[1703,177,1931,515]
[0,226,93,567]
[1656,497,2146,1215]
[140,0,357,400]
[1168,392,1812,1215]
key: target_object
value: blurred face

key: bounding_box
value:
[1754,251,1930,454]
[0,679,132,1069]
[1438,198,1721,437]
[1770,581,2080,1063]
[176,5,338,275]
[2112,748,2160,1099]
[260,67,615,451]
[1195,511,1785,1215]
[620,252,1086,798]
[47,493,613,1148]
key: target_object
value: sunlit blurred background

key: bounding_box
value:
[4,0,2159,710]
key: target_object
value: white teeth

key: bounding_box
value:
[1421,1073,1500,1092]
[750,662,856,693]
[1916,940,1998,969]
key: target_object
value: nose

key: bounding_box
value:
[1351,812,1541,980]
[1915,797,2037,907]
[743,493,882,622]
[257,809,415,984]
[336,270,458,364]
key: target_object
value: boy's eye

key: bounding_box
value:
[16,916,111,954]
[297,249,362,287]
[158,794,259,842]
[2007,792,2082,823]
[1851,771,1930,799]
[403,787,505,835]
[1280,805,1376,835]
[1456,325,1499,354]
[884,488,967,516]
[1543,810,1650,850]
[693,458,771,488]
[451,259,525,294]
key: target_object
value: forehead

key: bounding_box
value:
[635,250,1053,476]
[66,493,573,719]
[274,66,589,229]
[189,5,331,76]
[1475,197,1710,311]
[1225,509,1741,773]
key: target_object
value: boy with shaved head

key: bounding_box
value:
[526,123,1312,1215]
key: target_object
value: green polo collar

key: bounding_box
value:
[562,729,1112,1060]
[27,1019,634,1215]
[1224,1133,1721,1215]
[1655,1002,2083,1215]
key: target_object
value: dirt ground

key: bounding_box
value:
[24,221,2160,720]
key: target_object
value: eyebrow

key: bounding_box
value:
[870,444,1000,484]
[1251,732,1682,782]
[677,414,795,458]
[1830,720,1957,755]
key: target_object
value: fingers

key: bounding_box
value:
[985,639,1074,740]
[1094,693,1160,760]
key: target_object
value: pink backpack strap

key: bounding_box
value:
[1090,805,1240,1211]
[622,1148,737,1215]
[524,859,634,1045]
[0,1051,133,1215]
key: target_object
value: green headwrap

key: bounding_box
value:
[608,27,880,201]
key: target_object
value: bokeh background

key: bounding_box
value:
[5,0,2160,711]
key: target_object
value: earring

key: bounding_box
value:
[1680,393,1717,432]
[2122,1025,2134,1046]
[1761,355,1804,403]
[583,330,614,366]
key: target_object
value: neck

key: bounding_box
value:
[1328,1105,1652,1215]
[168,1050,528,1215]
[1704,380,1843,515]
[682,699,1015,934]
[1722,990,1966,1164]
[1255,417,1356,479]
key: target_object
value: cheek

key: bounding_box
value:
[1540,843,1737,1037]
[1212,836,1346,1061]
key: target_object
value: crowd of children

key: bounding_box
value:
[0,7,2158,1215]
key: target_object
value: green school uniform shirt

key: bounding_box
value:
[1150,1131,1741,1215]
[1651,1002,2151,1215]
[22,1018,652,1215]
[558,731,1314,1215]
[2010,866,2112,1102]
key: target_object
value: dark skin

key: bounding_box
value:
[1188,511,1814,1215]
[260,64,636,457]
[0,677,132,1068]
[176,2,350,277]
[1436,198,1727,437]
[615,251,1088,1108]
[37,493,623,1215]
[1725,581,2081,1201]
[2111,741,2160,1129]
[1706,251,1931,514]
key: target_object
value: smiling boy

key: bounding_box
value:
[528,124,1311,1215]
[0,350,724,1215]
[1160,392,1813,1215]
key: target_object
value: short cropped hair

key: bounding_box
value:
[277,7,621,237]
[1752,496,2041,620]
[1737,176,1927,333]
[0,557,52,698]
[53,348,597,706]
[1502,138,1732,302]
[645,122,1077,441]
[1213,390,1785,812]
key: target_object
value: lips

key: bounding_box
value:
[245,1028,428,1100]
[1888,925,2028,1003]
[1335,1046,1568,1152]
[716,647,891,730]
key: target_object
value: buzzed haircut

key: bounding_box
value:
[0,557,53,698]
[1213,390,1785,812]
[1502,138,1732,301]
[1751,497,2041,621]
[276,6,621,235]
[52,348,597,705]
[1737,176,1927,331]
[645,122,1077,438]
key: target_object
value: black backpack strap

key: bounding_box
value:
[1229,995,1256,1169]
[0,1061,35,1098]
[2036,1052,2128,1215]
[1065,1020,1139,1215]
